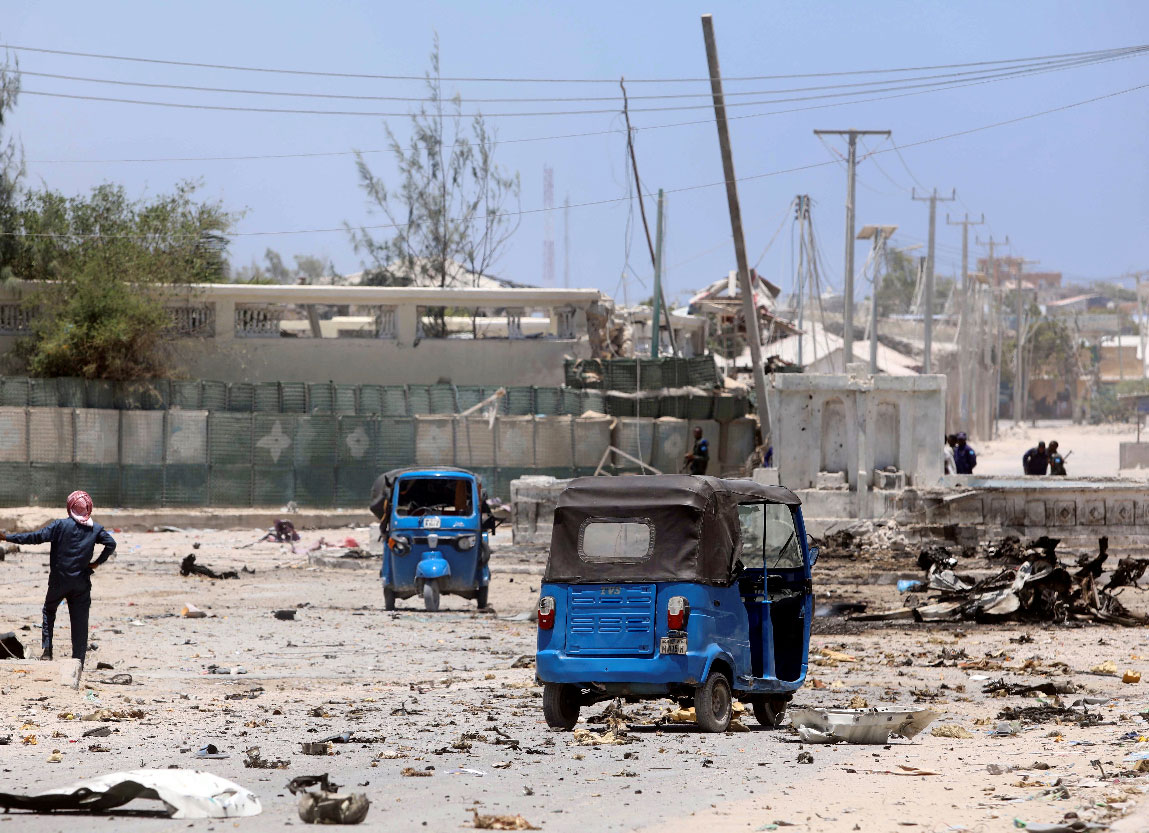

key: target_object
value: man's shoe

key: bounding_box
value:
[40,651,53,661]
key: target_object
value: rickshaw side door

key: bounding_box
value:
[737,502,812,684]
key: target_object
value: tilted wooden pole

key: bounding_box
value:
[700,14,770,434]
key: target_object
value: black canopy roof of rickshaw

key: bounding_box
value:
[369,467,482,520]
[544,475,802,585]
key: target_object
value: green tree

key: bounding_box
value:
[347,36,520,332]
[10,180,237,379]
[0,49,23,279]
[875,248,918,316]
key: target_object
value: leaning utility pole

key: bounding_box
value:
[813,128,890,367]
[702,14,769,431]
[911,188,956,373]
[947,212,984,427]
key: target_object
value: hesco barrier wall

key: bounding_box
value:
[0,406,758,508]
[0,376,749,422]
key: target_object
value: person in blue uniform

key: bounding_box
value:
[1,490,116,664]
[684,426,710,475]
[953,432,977,475]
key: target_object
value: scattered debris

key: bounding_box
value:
[82,726,112,738]
[1091,660,1119,676]
[291,772,370,825]
[1124,670,1142,684]
[931,725,974,739]
[180,554,238,580]
[193,744,228,759]
[401,767,432,777]
[789,707,940,744]
[274,610,297,621]
[300,742,333,756]
[101,673,132,685]
[853,537,1149,626]
[181,604,206,619]
[244,747,289,769]
[0,631,25,659]
[0,770,262,818]
[471,809,540,830]
[796,751,814,764]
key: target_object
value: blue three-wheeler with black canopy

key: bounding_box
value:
[535,474,816,732]
[369,467,493,612]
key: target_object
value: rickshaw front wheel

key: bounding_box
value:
[383,587,396,611]
[543,683,581,730]
[475,585,489,609]
[423,581,441,612]
[694,672,733,733]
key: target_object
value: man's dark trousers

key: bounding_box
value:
[43,575,91,661]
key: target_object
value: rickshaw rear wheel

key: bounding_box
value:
[383,587,396,611]
[543,683,581,730]
[752,696,787,729]
[422,581,440,612]
[476,585,489,609]
[694,672,733,733]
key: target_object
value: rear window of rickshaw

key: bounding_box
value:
[395,478,473,516]
[578,519,654,563]
[738,503,802,569]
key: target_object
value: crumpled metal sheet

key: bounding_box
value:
[789,707,940,744]
[0,769,261,818]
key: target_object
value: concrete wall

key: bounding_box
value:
[0,281,601,387]
[767,368,945,496]
[897,475,1149,551]
[1119,442,1149,470]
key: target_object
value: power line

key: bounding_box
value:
[17,49,1142,119]
[7,79,1147,241]
[3,41,1142,84]
[13,49,1135,105]
[27,54,1144,165]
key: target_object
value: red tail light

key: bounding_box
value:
[538,596,555,630]
[667,596,689,630]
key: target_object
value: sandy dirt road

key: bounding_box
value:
[2,525,1149,831]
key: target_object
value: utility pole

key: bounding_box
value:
[563,194,570,289]
[794,196,809,368]
[978,235,1009,432]
[702,14,770,432]
[813,128,890,368]
[947,212,984,427]
[651,189,665,358]
[1011,256,1039,424]
[911,188,956,373]
[858,225,897,374]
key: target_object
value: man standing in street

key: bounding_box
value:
[1022,441,1049,475]
[953,432,977,475]
[1,490,116,664]
[684,426,710,475]
[1048,441,1068,476]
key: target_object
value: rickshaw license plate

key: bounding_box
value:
[660,637,687,654]
[422,517,441,529]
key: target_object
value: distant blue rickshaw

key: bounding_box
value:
[369,467,492,612]
[536,475,816,732]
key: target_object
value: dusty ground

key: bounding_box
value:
[974,419,1141,477]
[2,524,1149,831]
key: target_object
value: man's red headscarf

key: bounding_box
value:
[67,490,93,526]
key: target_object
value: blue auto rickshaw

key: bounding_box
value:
[369,467,492,612]
[536,475,816,732]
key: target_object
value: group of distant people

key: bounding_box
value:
[944,433,1068,477]
[943,432,977,475]
[1022,440,1068,476]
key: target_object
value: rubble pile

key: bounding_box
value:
[859,535,1149,626]
[816,520,908,558]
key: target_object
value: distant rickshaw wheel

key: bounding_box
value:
[383,587,396,611]
[694,672,732,733]
[752,696,788,729]
[542,683,581,730]
[476,585,489,609]
[422,581,440,612]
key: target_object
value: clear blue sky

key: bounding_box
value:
[5,1,1148,303]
